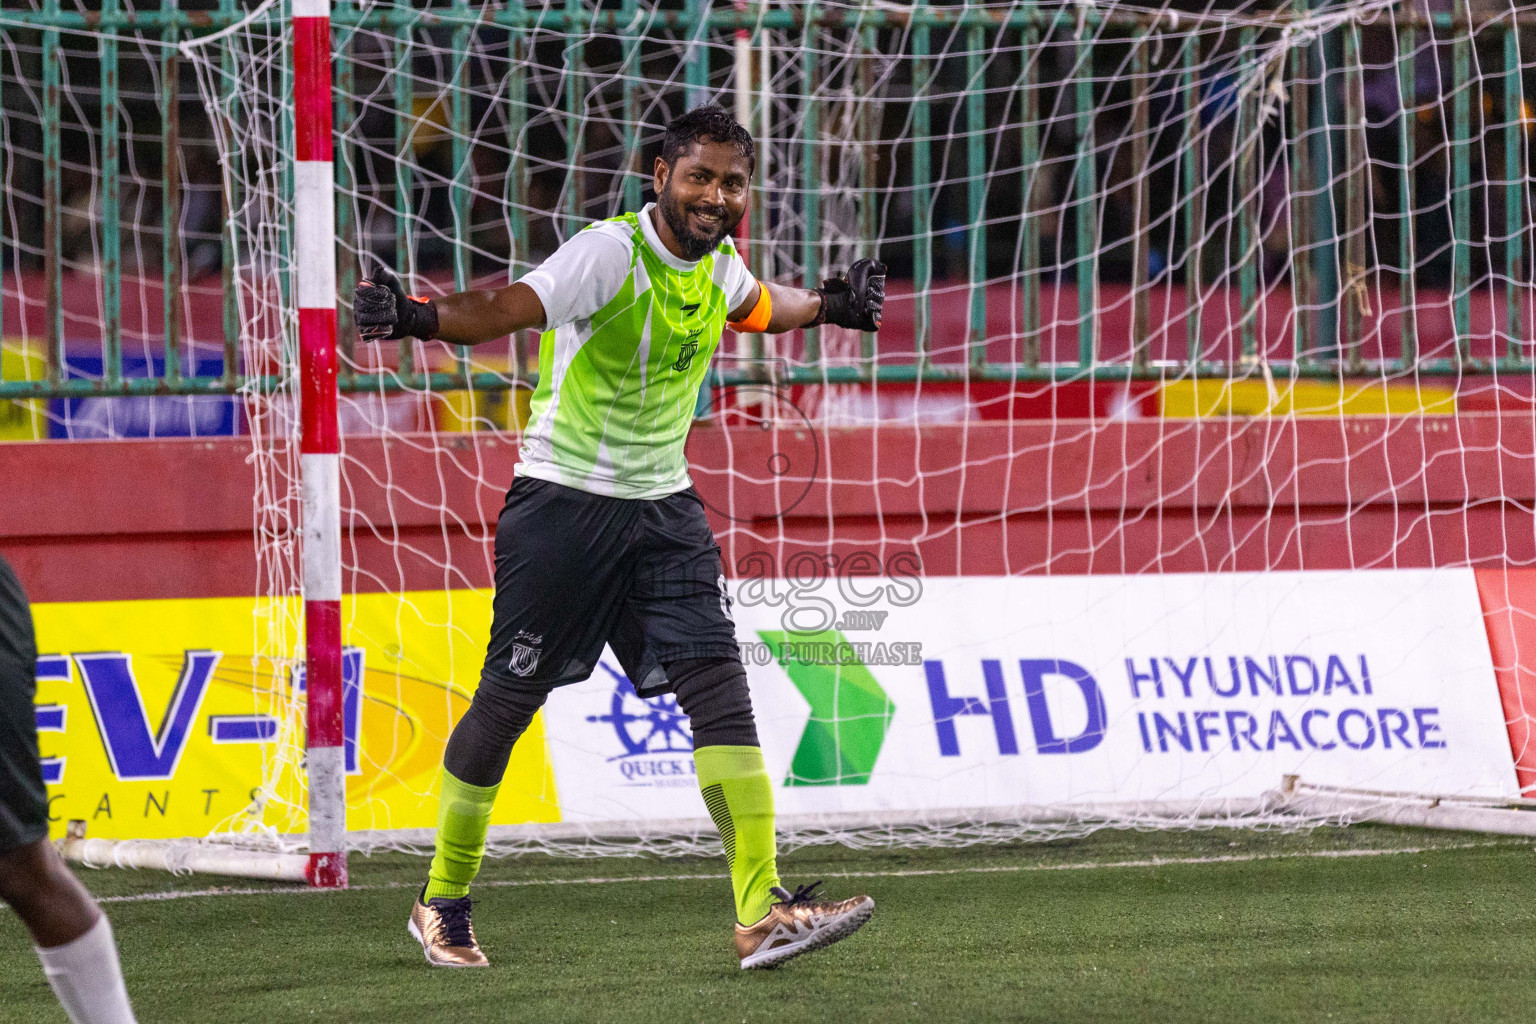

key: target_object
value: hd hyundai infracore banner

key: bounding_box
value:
[29,570,1525,841]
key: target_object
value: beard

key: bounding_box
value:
[657,180,742,261]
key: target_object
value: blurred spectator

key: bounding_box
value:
[181,147,223,279]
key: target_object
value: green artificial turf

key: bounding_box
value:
[2,826,1533,1023]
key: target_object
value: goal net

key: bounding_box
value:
[32,0,1526,864]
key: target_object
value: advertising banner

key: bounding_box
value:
[30,569,1519,841]
[542,568,1520,822]
[31,592,556,840]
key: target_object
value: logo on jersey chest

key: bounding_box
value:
[672,299,706,373]
[672,329,703,372]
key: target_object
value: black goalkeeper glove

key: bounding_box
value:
[811,257,886,332]
[354,267,439,341]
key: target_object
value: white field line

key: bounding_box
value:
[79,839,1525,906]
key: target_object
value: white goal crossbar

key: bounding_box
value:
[1270,776,1536,837]
[58,823,309,883]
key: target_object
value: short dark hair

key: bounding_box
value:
[660,104,755,172]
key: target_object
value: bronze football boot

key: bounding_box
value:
[734,881,875,969]
[408,892,490,967]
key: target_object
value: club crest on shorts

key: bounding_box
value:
[507,630,544,677]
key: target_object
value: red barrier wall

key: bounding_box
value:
[12,273,1528,367]
[4,413,1535,603]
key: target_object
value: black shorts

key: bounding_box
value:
[481,477,739,698]
[0,555,47,854]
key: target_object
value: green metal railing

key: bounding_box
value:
[0,1,1531,405]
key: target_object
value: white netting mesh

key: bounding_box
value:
[115,0,1536,856]
[0,13,239,439]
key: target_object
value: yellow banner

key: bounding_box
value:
[1160,377,1457,418]
[32,591,559,840]
[1,338,46,441]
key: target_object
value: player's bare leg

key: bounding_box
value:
[0,839,98,946]
[0,840,139,1021]
[0,555,138,1022]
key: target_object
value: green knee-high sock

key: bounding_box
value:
[695,744,782,925]
[424,770,499,902]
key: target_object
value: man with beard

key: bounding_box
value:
[353,105,885,970]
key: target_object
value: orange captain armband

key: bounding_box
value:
[727,282,772,333]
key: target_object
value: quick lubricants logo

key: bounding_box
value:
[585,663,697,787]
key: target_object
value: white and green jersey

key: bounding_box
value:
[516,203,757,499]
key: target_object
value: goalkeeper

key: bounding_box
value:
[355,105,886,971]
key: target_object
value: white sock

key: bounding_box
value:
[34,913,138,1024]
